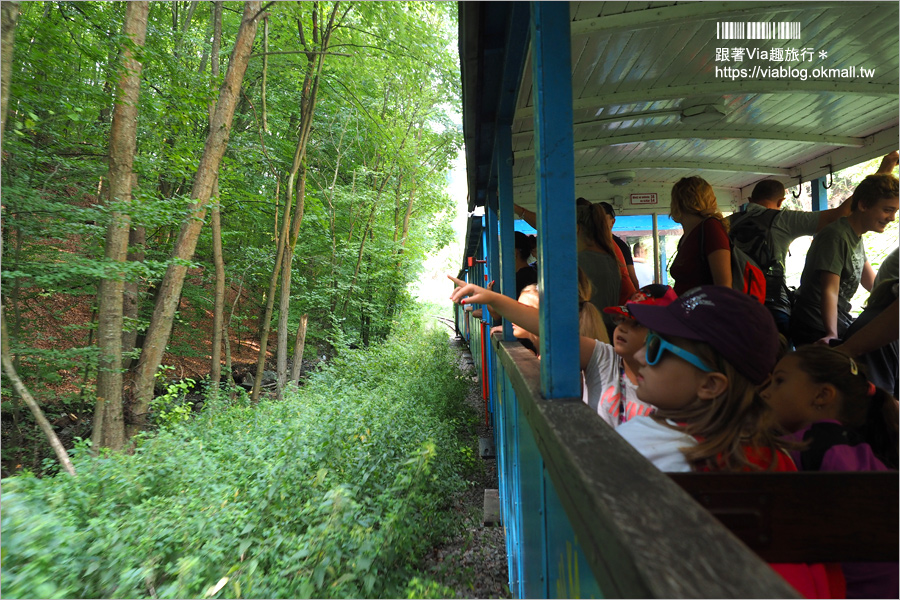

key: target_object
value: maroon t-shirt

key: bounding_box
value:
[670,218,731,296]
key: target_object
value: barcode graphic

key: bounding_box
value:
[717,22,801,40]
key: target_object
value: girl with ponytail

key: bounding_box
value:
[761,344,898,599]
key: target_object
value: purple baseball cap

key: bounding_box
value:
[627,285,779,385]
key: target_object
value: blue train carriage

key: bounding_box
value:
[455,2,899,598]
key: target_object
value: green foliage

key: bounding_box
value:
[1,322,476,599]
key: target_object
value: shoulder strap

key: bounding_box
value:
[800,422,865,471]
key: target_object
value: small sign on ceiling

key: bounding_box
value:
[630,193,658,205]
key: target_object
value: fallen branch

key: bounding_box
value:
[1,308,76,476]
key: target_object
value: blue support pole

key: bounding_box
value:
[497,125,517,340]
[530,1,580,399]
[811,176,828,212]
[487,191,502,324]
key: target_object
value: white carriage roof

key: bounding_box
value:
[460,1,899,214]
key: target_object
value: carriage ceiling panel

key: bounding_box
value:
[459,1,899,212]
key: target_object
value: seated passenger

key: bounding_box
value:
[791,174,899,346]
[618,285,845,599]
[449,276,670,429]
[668,177,733,295]
[762,345,898,598]
[514,199,635,323]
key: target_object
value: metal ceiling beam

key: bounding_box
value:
[570,1,855,37]
[514,81,897,120]
[512,129,863,161]
[512,161,792,186]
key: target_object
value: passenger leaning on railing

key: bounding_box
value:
[761,344,899,599]
[449,279,846,597]
[450,275,670,429]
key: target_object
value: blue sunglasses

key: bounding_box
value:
[645,331,714,372]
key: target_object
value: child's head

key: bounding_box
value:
[603,284,677,362]
[627,286,782,470]
[762,345,898,466]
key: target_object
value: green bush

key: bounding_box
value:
[1,319,475,599]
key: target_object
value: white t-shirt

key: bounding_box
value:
[582,341,655,428]
[616,416,696,472]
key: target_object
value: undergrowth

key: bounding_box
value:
[1,314,477,599]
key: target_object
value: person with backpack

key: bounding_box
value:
[729,151,899,339]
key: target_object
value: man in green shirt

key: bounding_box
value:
[729,151,899,340]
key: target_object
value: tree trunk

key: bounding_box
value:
[209,1,225,386]
[121,204,145,371]
[130,2,261,436]
[93,1,149,451]
[1,312,76,476]
[1,1,20,137]
[276,169,306,397]
[2,4,68,469]
[261,2,342,400]
[290,314,308,384]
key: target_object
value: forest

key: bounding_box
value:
[1,1,463,463]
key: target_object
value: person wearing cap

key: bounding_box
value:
[598,201,640,291]
[448,275,672,429]
[728,151,899,339]
[615,285,787,471]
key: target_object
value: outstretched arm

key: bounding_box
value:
[448,275,597,369]
[513,204,538,229]
[835,297,900,357]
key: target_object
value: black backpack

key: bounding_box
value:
[727,207,788,307]
[727,207,780,274]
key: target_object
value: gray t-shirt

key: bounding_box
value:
[792,217,866,337]
[730,203,820,308]
[744,202,819,264]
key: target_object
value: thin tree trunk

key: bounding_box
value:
[1,1,20,137]
[290,314,308,384]
[122,200,145,370]
[130,2,261,435]
[261,14,268,132]
[93,1,149,451]
[209,1,225,386]
[263,2,342,400]
[276,169,306,397]
[1,313,76,476]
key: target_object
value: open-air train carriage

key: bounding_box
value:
[454,2,899,598]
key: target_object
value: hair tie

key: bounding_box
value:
[867,381,877,397]
[848,357,859,376]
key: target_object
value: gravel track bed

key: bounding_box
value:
[416,334,511,599]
